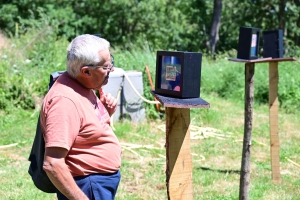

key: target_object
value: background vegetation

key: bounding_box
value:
[1,0,300,115]
[1,0,300,199]
[1,0,300,53]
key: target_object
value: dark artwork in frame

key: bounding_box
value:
[237,27,261,60]
[155,50,202,99]
[263,29,284,58]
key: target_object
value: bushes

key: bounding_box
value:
[0,20,67,111]
[1,24,300,117]
[278,63,300,112]
[201,56,300,113]
[0,46,35,110]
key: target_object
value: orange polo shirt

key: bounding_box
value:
[40,72,121,177]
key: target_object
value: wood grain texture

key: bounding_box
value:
[269,61,281,183]
[166,107,193,200]
[228,57,296,64]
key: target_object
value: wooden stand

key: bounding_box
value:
[229,57,296,200]
[151,91,210,200]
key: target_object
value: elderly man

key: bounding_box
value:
[40,34,122,200]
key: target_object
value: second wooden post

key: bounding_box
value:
[269,61,281,182]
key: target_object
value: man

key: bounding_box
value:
[40,34,122,200]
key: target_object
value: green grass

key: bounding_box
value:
[1,92,300,199]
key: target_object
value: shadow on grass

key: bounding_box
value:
[196,167,240,174]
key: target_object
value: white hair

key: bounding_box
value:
[66,34,110,78]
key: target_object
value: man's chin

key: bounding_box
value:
[102,78,109,86]
[94,79,108,90]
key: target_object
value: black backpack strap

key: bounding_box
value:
[48,71,66,91]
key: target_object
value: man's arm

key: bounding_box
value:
[43,147,89,200]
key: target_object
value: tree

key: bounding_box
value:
[1,0,300,54]
[278,0,286,31]
[206,0,222,58]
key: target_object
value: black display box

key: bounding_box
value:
[155,50,202,98]
[237,27,261,60]
[263,29,283,58]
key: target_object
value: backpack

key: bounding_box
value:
[28,71,65,193]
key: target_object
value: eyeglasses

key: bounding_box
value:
[85,54,114,71]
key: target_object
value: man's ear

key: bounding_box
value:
[81,66,91,76]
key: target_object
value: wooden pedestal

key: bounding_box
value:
[151,91,210,200]
[229,57,296,200]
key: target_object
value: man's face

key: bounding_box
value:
[89,48,114,90]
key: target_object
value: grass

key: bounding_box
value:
[1,91,300,200]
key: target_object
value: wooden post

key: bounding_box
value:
[267,58,296,182]
[228,57,296,189]
[151,91,210,200]
[166,107,193,200]
[269,61,281,183]
[239,62,255,200]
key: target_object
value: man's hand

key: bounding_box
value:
[99,88,117,116]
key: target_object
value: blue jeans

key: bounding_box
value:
[56,171,121,200]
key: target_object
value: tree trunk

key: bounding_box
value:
[239,63,255,200]
[278,0,286,31]
[206,0,222,59]
[277,0,287,54]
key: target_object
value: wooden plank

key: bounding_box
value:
[151,91,210,108]
[229,57,272,63]
[268,57,297,62]
[166,107,193,200]
[269,61,281,183]
[228,57,296,64]
[239,62,255,200]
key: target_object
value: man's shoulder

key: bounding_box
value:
[48,73,78,95]
[44,76,78,103]
[43,72,92,109]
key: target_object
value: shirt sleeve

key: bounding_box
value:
[42,95,81,151]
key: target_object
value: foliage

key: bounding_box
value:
[1,0,300,54]
[217,0,300,53]
[278,63,300,113]
[201,55,300,113]
[0,47,36,110]
[0,15,67,111]
[0,0,208,51]
[1,19,300,116]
